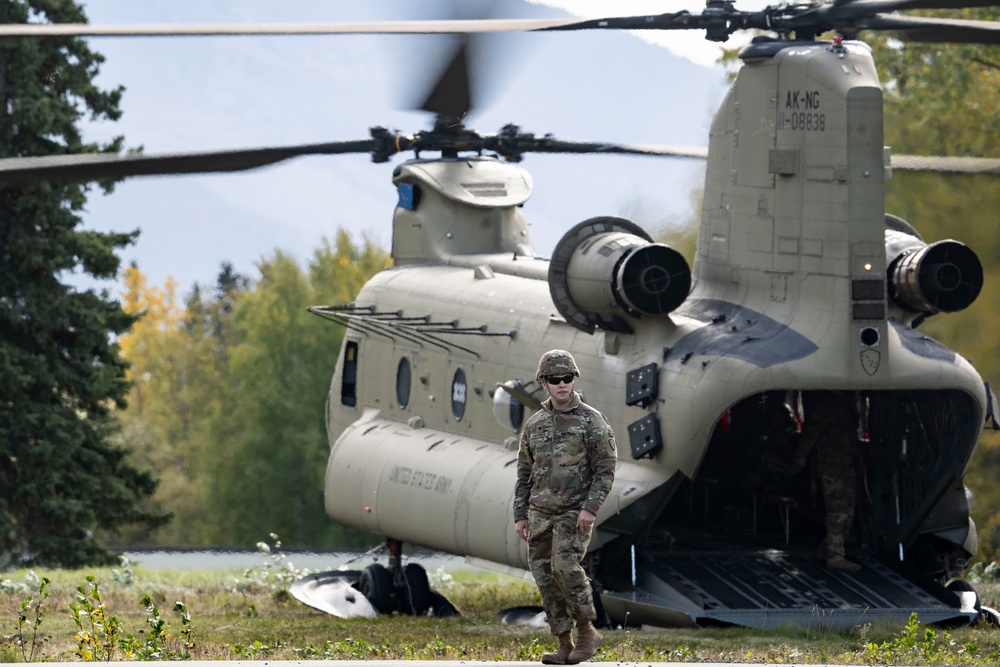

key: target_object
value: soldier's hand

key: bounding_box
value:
[577,509,596,533]
[515,519,529,542]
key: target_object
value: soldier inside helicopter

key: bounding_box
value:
[653,384,975,586]
[675,391,866,572]
[790,392,862,573]
[739,392,863,573]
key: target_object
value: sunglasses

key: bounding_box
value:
[545,374,575,386]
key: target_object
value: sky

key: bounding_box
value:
[70,0,770,295]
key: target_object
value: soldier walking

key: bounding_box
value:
[513,350,617,664]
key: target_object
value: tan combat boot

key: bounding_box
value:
[567,620,602,663]
[827,555,861,572]
[541,631,575,665]
[824,539,861,572]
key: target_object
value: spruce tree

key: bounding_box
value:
[1,0,168,567]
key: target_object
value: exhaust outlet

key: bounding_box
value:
[549,216,691,333]
[890,240,983,314]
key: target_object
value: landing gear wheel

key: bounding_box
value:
[359,563,395,614]
[945,578,981,623]
[404,562,433,616]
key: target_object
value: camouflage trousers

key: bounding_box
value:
[528,509,596,636]
[815,432,858,560]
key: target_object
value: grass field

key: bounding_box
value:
[2,551,1000,663]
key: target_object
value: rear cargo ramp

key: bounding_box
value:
[601,549,977,630]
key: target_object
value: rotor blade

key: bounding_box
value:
[529,145,1000,175]
[518,141,709,159]
[513,142,1000,173]
[553,146,1000,173]
[6,139,995,186]
[420,38,473,121]
[539,11,699,32]
[860,15,1000,43]
[0,17,582,38]
[890,154,1000,174]
[833,0,1000,13]
[0,141,377,184]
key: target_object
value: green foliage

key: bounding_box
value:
[115,265,222,545]
[292,635,538,661]
[116,232,388,549]
[14,575,49,662]
[205,250,331,545]
[203,240,387,547]
[69,577,126,661]
[645,644,702,661]
[294,637,389,659]
[3,566,1000,663]
[0,0,167,568]
[861,612,984,665]
[867,9,1000,159]
[136,596,194,660]
[229,639,287,659]
[68,575,195,662]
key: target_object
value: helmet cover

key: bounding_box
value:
[536,349,580,382]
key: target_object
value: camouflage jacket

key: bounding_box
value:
[513,391,617,522]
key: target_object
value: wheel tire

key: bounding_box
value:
[359,563,395,614]
[404,562,433,616]
[945,578,981,621]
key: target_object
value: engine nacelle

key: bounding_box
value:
[549,216,691,333]
[886,223,983,315]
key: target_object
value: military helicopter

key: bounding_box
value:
[5,0,1000,630]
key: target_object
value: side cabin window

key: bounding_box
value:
[341,341,359,407]
[396,356,411,409]
[451,367,467,421]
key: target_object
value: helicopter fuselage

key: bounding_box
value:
[319,38,988,627]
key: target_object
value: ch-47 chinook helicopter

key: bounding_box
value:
[5,0,1000,630]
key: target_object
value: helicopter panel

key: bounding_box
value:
[733,60,778,190]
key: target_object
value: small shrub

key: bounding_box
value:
[860,612,979,665]
[69,576,126,661]
[112,556,135,586]
[15,574,50,662]
[68,575,195,661]
[241,533,311,594]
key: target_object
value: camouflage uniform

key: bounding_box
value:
[513,352,617,636]
[795,392,858,569]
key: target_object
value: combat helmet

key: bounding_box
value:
[536,349,580,382]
